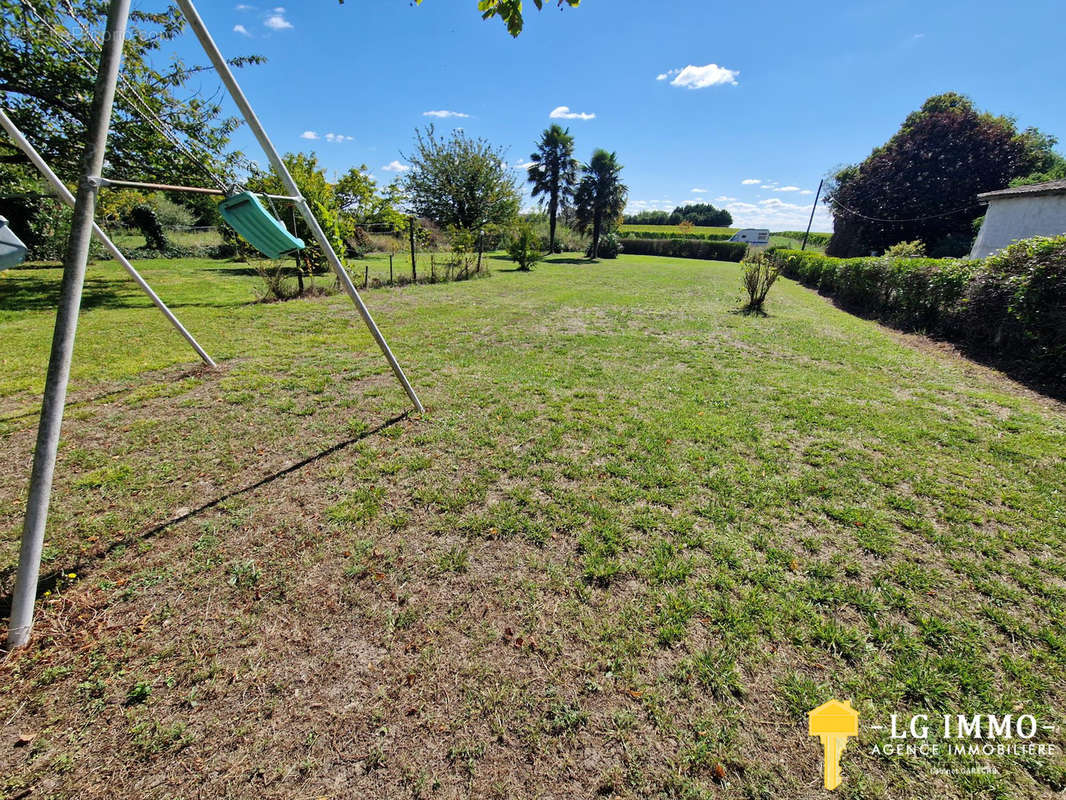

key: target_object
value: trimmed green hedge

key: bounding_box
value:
[622,238,747,262]
[772,236,1066,389]
[771,250,978,330]
[773,231,832,247]
[619,230,734,242]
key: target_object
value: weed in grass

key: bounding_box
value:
[546,701,588,735]
[326,487,385,525]
[437,545,470,573]
[128,717,191,759]
[228,560,261,589]
[807,616,865,662]
[644,538,694,584]
[679,648,744,701]
[125,681,152,706]
[776,672,823,722]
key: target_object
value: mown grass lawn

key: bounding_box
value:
[1,253,1064,799]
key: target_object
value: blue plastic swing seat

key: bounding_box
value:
[0,215,28,268]
[219,191,305,259]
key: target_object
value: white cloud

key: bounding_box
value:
[233,24,251,36]
[800,190,814,195]
[299,130,319,140]
[774,186,801,192]
[741,178,761,185]
[550,105,595,121]
[514,160,535,170]
[715,195,738,203]
[656,72,673,81]
[423,110,470,119]
[235,4,254,10]
[690,188,708,193]
[324,133,353,143]
[382,160,409,172]
[663,63,739,90]
[264,10,293,30]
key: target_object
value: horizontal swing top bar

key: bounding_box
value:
[90,176,301,202]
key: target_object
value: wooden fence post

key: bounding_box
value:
[409,216,417,282]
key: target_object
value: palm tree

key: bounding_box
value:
[574,149,628,259]
[527,125,578,253]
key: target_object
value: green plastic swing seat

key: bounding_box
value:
[0,215,28,268]
[219,191,305,259]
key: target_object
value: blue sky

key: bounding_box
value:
[165,0,1064,232]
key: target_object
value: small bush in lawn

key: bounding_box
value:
[507,222,543,271]
[885,239,926,257]
[740,250,781,314]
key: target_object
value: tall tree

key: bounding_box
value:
[528,125,578,253]
[335,165,406,229]
[0,0,256,185]
[402,126,520,231]
[575,150,627,259]
[825,93,1058,257]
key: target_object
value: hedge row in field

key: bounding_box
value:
[618,230,734,242]
[771,236,1066,387]
[622,238,747,262]
[773,231,832,247]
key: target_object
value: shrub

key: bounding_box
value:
[587,232,622,259]
[147,193,196,229]
[740,250,781,313]
[965,236,1066,376]
[128,204,169,251]
[771,248,978,330]
[885,240,926,257]
[621,238,746,262]
[507,223,543,271]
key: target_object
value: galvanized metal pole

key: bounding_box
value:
[8,0,133,649]
[0,109,215,368]
[176,0,424,414]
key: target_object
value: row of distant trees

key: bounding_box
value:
[623,204,733,228]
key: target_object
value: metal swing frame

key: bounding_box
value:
[7,0,423,648]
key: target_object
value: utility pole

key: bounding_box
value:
[9,0,133,649]
[802,179,824,251]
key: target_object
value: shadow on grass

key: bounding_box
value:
[0,411,410,632]
[0,274,138,313]
[543,257,591,266]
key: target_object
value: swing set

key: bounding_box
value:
[5,0,424,648]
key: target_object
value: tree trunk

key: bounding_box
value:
[591,213,601,260]
[548,196,558,253]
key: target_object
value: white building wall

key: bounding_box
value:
[970,193,1066,259]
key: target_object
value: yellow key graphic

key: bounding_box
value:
[808,699,858,790]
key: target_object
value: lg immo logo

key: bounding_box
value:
[808,700,858,790]
[807,700,1060,790]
